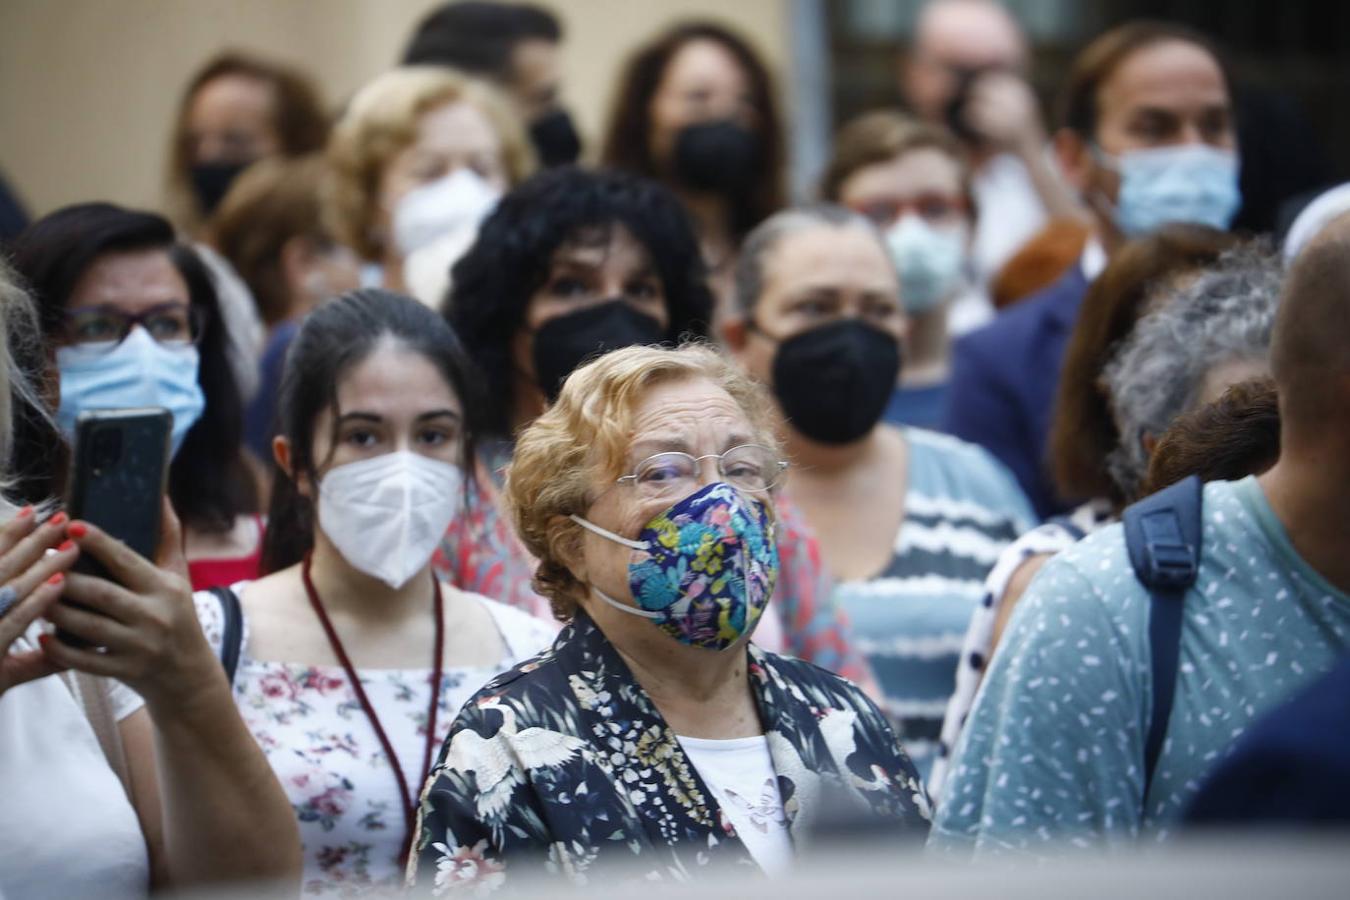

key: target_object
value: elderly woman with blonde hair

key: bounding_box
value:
[409,344,929,893]
[323,66,535,302]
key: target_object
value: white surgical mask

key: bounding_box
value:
[392,168,500,257]
[317,451,463,589]
[883,215,969,316]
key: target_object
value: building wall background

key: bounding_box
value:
[0,0,789,217]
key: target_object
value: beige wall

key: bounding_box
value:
[0,0,788,219]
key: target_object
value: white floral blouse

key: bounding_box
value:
[194,582,557,897]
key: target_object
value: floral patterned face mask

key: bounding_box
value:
[570,482,780,651]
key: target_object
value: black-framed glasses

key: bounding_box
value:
[616,444,788,500]
[62,303,205,352]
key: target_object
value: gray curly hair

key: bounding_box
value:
[0,258,52,515]
[1102,241,1282,498]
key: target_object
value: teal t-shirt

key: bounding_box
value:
[833,427,1036,782]
[932,476,1350,856]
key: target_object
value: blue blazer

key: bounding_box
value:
[943,265,1089,519]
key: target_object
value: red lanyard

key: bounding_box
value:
[302,553,445,866]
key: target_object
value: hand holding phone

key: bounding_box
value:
[58,408,171,646]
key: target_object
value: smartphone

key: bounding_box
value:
[944,67,989,147]
[59,408,172,646]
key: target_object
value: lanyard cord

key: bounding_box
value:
[301,552,445,866]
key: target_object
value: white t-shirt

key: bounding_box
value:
[676,735,792,875]
[0,627,148,900]
[970,152,1049,287]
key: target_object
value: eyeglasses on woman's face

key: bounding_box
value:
[61,303,204,353]
[616,443,787,501]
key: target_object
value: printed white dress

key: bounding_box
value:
[194,583,556,897]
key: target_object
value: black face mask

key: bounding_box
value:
[529,108,583,167]
[189,160,253,217]
[763,319,901,445]
[671,120,761,195]
[532,300,666,401]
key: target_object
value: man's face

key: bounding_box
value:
[1062,39,1235,223]
[902,2,1026,122]
[509,37,563,122]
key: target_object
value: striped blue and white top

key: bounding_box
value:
[832,427,1036,783]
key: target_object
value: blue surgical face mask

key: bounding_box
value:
[1096,143,1241,237]
[883,215,969,316]
[55,326,206,458]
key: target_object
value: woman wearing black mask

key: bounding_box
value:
[601,22,786,324]
[440,169,874,689]
[166,52,330,236]
[723,205,1036,785]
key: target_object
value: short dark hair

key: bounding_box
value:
[446,166,713,438]
[402,1,561,78]
[1047,222,1238,509]
[1056,20,1228,139]
[1140,376,1280,497]
[8,202,254,531]
[261,289,485,573]
[599,21,786,239]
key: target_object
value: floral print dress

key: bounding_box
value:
[194,583,557,897]
[409,611,930,895]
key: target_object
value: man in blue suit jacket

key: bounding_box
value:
[944,21,1240,518]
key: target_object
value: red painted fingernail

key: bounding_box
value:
[49,512,67,527]
[67,522,88,539]
[47,572,64,585]
[17,505,33,518]
[37,634,51,648]
[58,540,75,552]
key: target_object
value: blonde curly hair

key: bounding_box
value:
[504,343,781,621]
[322,66,535,261]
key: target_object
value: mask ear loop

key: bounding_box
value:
[569,514,649,551]
[568,516,663,619]
[591,585,663,619]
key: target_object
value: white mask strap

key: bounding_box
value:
[569,514,648,551]
[591,586,662,619]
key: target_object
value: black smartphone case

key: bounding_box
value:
[60,408,171,646]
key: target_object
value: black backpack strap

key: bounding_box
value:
[209,585,243,687]
[1122,475,1204,799]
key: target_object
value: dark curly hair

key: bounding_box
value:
[445,166,713,438]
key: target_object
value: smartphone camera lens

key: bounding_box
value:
[90,427,123,477]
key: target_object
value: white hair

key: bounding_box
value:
[1103,242,1282,498]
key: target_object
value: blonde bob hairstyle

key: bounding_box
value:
[505,343,781,621]
[323,66,535,261]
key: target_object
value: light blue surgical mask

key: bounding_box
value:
[1096,143,1241,237]
[55,326,206,458]
[883,215,969,316]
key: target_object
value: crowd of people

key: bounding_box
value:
[1,1,1348,897]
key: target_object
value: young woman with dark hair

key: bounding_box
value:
[440,166,873,688]
[8,202,262,590]
[193,289,553,895]
[599,22,787,319]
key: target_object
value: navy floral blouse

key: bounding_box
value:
[409,611,930,893]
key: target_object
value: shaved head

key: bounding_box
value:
[1271,211,1350,425]
[905,0,1028,120]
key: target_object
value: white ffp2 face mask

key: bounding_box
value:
[317,451,464,589]
[392,168,501,257]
